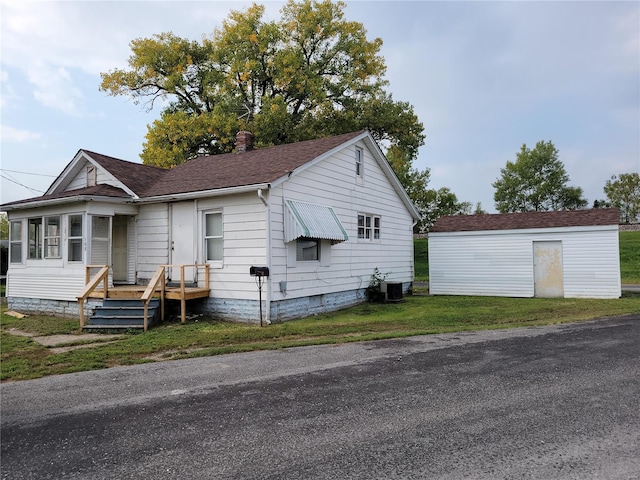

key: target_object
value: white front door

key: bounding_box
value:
[170,202,196,281]
[533,241,564,298]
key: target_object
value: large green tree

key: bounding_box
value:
[386,145,431,232]
[100,0,425,169]
[421,187,472,231]
[604,172,640,224]
[493,141,587,213]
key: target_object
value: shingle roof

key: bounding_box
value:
[145,130,365,197]
[2,130,368,208]
[84,151,168,197]
[430,208,620,233]
[1,185,131,208]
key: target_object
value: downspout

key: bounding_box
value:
[411,219,418,287]
[257,188,271,324]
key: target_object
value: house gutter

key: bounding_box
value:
[257,188,271,325]
[136,184,270,204]
[1,195,132,212]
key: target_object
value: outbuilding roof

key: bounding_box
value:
[430,208,620,233]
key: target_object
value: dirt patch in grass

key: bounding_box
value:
[6,328,123,352]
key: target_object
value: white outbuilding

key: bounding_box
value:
[428,209,621,299]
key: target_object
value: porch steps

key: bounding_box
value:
[83,299,161,330]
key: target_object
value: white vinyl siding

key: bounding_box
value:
[429,226,621,299]
[64,157,126,193]
[136,204,169,280]
[269,139,414,300]
[197,193,267,299]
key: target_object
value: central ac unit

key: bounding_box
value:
[380,282,403,302]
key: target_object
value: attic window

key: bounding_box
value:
[87,165,96,187]
[355,147,363,178]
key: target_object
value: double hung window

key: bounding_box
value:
[355,147,363,178]
[357,214,381,241]
[68,215,83,262]
[205,212,223,262]
[10,220,22,263]
[44,216,61,258]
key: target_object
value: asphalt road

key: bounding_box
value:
[2,315,640,480]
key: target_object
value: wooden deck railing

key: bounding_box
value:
[142,264,210,330]
[140,266,166,332]
[77,265,110,328]
[78,263,210,331]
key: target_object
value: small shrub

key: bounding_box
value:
[365,268,387,303]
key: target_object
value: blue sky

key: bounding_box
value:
[1,1,639,212]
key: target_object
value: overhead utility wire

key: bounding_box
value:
[0,168,57,178]
[1,173,44,195]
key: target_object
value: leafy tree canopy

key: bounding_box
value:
[100,0,425,169]
[386,145,431,232]
[604,172,640,224]
[492,140,587,213]
[421,187,472,232]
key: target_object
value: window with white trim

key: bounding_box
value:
[296,237,320,261]
[10,220,22,263]
[28,217,42,259]
[44,216,61,258]
[204,212,223,262]
[27,215,61,259]
[68,215,83,262]
[357,213,381,241]
[355,147,363,178]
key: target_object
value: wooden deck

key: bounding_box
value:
[89,285,210,301]
[78,264,211,330]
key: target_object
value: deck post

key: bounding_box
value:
[180,265,186,324]
[161,274,165,322]
[78,299,85,328]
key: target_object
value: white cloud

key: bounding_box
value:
[27,62,84,116]
[0,69,17,108]
[0,124,41,142]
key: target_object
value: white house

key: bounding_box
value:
[2,130,420,324]
[428,209,621,299]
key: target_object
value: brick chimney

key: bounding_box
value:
[235,131,254,153]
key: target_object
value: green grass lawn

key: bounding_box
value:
[1,231,638,382]
[2,292,639,382]
[414,231,640,284]
[620,231,640,284]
